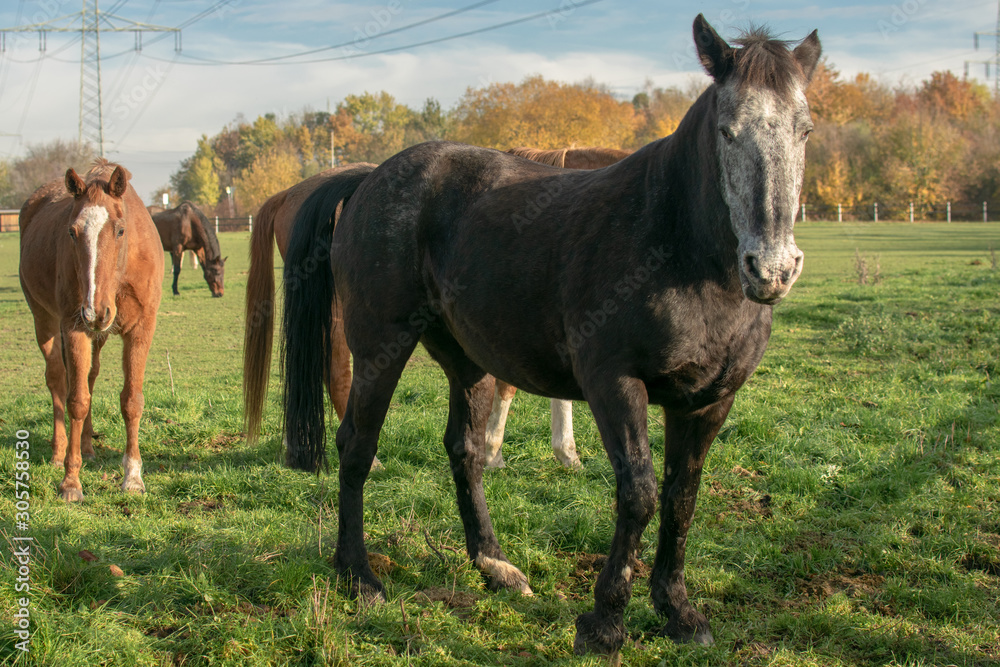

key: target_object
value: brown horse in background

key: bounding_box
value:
[506,146,633,169]
[243,163,377,453]
[19,159,163,501]
[150,201,225,297]
[488,145,633,470]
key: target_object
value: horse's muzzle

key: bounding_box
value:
[740,248,803,304]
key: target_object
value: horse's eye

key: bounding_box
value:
[117,227,125,238]
[801,128,813,141]
[719,127,734,144]
[68,228,77,239]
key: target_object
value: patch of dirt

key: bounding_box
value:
[145,626,187,639]
[960,552,1000,577]
[368,552,395,576]
[732,465,763,479]
[415,586,479,619]
[795,568,895,615]
[709,481,772,519]
[205,432,243,452]
[177,498,223,515]
[556,552,651,601]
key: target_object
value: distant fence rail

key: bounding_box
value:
[1,203,998,233]
[0,211,256,233]
[1,209,19,232]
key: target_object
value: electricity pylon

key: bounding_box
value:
[967,0,1000,97]
[1,0,181,156]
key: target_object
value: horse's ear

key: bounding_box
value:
[65,169,86,198]
[223,256,228,264]
[793,30,822,84]
[107,165,128,199]
[693,14,734,82]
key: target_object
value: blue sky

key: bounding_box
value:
[0,0,996,200]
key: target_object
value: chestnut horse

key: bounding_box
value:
[19,159,163,501]
[243,163,377,455]
[281,16,819,658]
[150,201,226,297]
[505,146,633,169]
[487,145,634,469]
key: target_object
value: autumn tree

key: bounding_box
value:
[171,134,222,210]
[451,76,639,149]
[233,146,302,214]
[631,81,701,146]
[0,139,95,208]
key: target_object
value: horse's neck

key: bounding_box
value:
[639,88,738,276]
[189,214,219,260]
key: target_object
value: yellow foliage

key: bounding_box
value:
[451,76,638,150]
[234,147,302,214]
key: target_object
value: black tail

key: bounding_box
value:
[282,164,376,472]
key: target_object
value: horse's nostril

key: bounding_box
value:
[744,254,761,280]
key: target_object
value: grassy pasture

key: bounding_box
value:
[0,222,998,666]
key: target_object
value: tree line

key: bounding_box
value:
[2,62,999,221]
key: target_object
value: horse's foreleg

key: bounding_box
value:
[60,328,94,502]
[81,337,106,460]
[171,251,181,295]
[119,323,155,494]
[550,399,581,468]
[650,397,734,645]
[574,376,657,659]
[334,327,417,602]
[33,318,67,465]
[484,380,517,468]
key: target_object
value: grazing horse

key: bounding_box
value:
[150,201,226,297]
[243,163,377,451]
[282,16,819,657]
[487,145,633,469]
[19,159,163,501]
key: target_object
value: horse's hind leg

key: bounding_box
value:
[424,337,532,595]
[551,399,581,468]
[334,326,418,601]
[650,397,734,645]
[484,380,517,468]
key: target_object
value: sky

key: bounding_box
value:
[0,0,997,202]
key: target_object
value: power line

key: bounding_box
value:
[150,0,608,67]
[177,0,502,65]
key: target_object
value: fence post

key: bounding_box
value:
[214,216,219,235]
[909,202,914,223]
[874,202,878,223]
[837,203,842,223]
[947,202,951,223]
[249,214,253,234]
[984,201,988,223]
[800,203,806,222]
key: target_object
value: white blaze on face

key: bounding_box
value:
[78,205,110,317]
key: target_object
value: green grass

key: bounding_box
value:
[1,222,998,666]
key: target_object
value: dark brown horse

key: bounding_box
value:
[505,145,633,169]
[150,201,225,297]
[282,15,819,658]
[19,159,163,501]
[243,164,377,452]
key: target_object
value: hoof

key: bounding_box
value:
[660,607,714,645]
[83,451,96,461]
[349,577,387,605]
[574,611,625,659]
[51,457,65,467]
[60,486,84,502]
[121,479,146,494]
[475,554,533,595]
[484,453,506,469]
[557,453,582,470]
